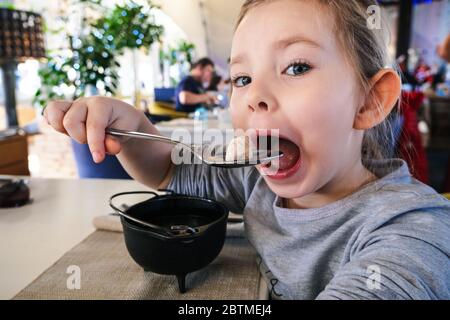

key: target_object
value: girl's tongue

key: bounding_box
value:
[277,138,301,171]
[258,136,300,171]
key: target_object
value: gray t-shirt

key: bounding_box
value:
[168,158,450,300]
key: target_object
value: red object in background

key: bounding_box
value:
[397,91,429,184]
[414,64,433,85]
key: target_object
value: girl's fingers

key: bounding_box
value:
[103,112,140,155]
[105,135,122,155]
[46,97,140,163]
[62,102,88,144]
[45,101,72,134]
[86,104,112,163]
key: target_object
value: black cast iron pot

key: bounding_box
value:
[109,190,229,293]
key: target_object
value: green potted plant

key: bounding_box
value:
[34,0,164,179]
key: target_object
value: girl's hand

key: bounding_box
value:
[43,96,147,163]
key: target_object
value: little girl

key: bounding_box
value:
[44,0,450,299]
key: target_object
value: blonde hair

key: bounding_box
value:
[235,0,401,166]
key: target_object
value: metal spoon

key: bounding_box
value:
[106,128,282,168]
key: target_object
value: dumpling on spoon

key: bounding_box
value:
[225,135,256,162]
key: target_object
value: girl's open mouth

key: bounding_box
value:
[257,135,301,180]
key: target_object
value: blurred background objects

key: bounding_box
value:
[0,0,449,193]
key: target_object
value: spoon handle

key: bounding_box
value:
[106,128,180,146]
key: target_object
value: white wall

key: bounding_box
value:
[154,0,209,58]
[202,0,244,73]
[155,0,244,75]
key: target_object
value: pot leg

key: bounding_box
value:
[177,274,187,293]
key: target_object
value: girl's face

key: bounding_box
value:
[230,0,372,205]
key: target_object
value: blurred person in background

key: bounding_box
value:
[175,57,218,112]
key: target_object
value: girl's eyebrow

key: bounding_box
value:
[230,35,322,67]
[230,54,246,67]
[274,35,323,50]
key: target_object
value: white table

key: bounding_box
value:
[0,176,148,299]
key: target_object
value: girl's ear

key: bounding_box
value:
[353,69,401,130]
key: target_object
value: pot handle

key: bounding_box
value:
[109,191,158,214]
[109,191,200,237]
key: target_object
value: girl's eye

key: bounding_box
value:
[232,76,252,88]
[284,62,311,76]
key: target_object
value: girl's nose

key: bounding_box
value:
[248,101,269,112]
[246,82,276,113]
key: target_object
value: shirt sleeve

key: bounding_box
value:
[316,208,450,300]
[167,163,260,214]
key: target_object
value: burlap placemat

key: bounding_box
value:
[13,230,263,300]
